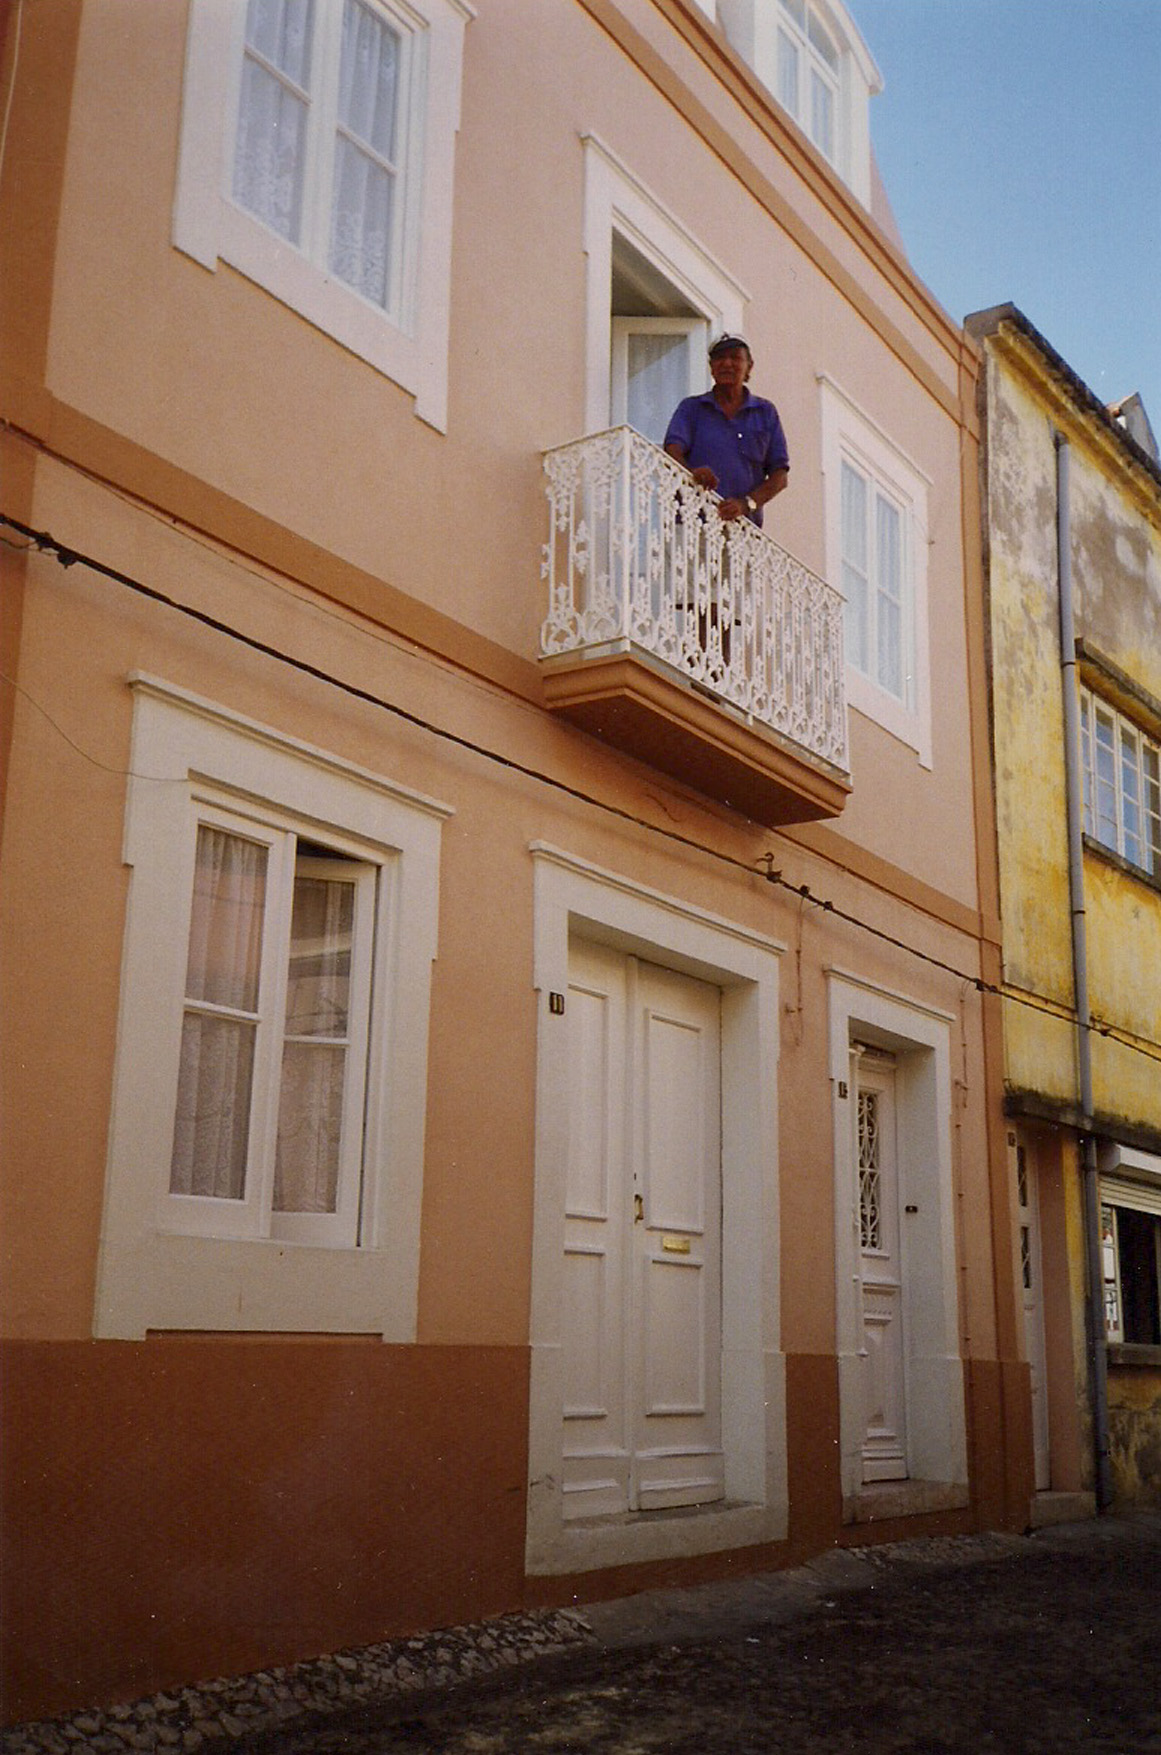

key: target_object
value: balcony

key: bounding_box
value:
[540,428,851,826]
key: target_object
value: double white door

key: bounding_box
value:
[561,939,723,1518]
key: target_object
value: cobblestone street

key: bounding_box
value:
[227,1514,1161,1755]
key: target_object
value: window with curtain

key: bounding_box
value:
[841,456,909,707]
[775,0,840,165]
[1080,688,1161,877]
[232,0,411,317]
[169,811,376,1248]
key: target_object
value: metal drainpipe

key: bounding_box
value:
[1055,431,1114,1511]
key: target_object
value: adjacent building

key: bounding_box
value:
[1,0,1031,1724]
[969,304,1161,1513]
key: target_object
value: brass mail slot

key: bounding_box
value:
[661,1235,691,1255]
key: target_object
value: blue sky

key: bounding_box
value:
[843,0,1161,428]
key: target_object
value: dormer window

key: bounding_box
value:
[775,0,839,164]
[717,0,880,209]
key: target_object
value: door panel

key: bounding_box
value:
[562,941,723,1517]
[1015,1138,1050,1490]
[858,1056,908,1482]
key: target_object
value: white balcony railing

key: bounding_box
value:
[540,427,849,773]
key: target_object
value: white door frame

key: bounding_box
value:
[527,843,786,1575]
[829,972,967,1514]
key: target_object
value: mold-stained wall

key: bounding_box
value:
[974,308,1161,1508]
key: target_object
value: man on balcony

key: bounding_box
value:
[663,335,789,525]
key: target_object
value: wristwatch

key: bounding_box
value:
[743,495,758,514]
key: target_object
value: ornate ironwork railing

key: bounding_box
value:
[540,427,849,772]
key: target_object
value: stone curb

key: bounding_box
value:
[0,1609,592,1755]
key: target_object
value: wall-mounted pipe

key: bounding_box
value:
[1055,430,1113,1511]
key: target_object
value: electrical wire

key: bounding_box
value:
[5,508,1160,1071]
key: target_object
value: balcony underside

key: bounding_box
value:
[543,650,851,827]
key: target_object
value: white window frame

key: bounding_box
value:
[1080,687,1161,876]
[174,0,474,433]
[716,0,879,207]
[821,376,932,768]
[94,677,451,1340]
[526,844,786,1575]
[582,136,748,439]
[1100,1145,1161,1347]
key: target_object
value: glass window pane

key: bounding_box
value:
[246,0,313,87]
[1121,725,1142,863]
[234,57,309,241]
[779,0,806,27]
[810,71,834,159]
[184,826,267,1013]
[808,9,839,69]
[338,0,400,160]
[275,864,357,1215]
[275,1042,345,1212]
[330,141,394,305]
[284,873,355,1039]
[776,30,800,115]
[627,331,692,445]
[1094,710,1118,847]
[170,1013,256,1199]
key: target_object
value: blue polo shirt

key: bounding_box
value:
[664,390,789,525]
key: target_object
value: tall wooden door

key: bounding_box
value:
[857,1052,908,1482]
[1015,1137,1050,1490]
[561,939,723,1519]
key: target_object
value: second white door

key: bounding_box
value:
[561,938,723,1518]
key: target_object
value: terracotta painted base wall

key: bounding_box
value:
[1,1340,529,1725]
[2,1345,1032,1725]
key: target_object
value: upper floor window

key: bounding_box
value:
[717,0,880,207]
[1080,688,1161,876]
[234,0,413,318]
[775,0,839,164]
[175,0,474,431]
[821,378,931,766]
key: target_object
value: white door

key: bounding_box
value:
[857,1053,908,1482]
[1014,1135,1050,1490]
[561,938,723,1518]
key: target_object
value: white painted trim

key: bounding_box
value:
[828,973,966,1507]
[581,135,749,438]
[526,845,786,1574]
[173,0,473,432]
[94,680,449,1339]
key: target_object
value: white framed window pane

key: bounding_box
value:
[184,826,268,1012]
[246,0,314,85]
[1145,747,1161,872]
[841,462,869,675]
[808,9,839,70]
[1121,725,1142,864]
[275,1041,346,1212]
[777,31,800,115]
[171,1013,257,1199]
[810,69,835,160]
[627,331,692,445]
[339,0,400,159]
[875,495,903,698]
[170,825,269,1200]
[274,867,356,1214]
[1080,694,1094,836]
[331,143,394,304]
[1094,708,1118,847]
[779,0,806,28]
[234,57,310,242]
